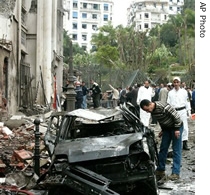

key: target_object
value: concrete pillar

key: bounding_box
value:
[43,0,52,105]
[36,0,52,106]
[36,0,44,104]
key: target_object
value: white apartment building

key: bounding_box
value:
[168,0,184,15]
[63,0,114,52]
[128,0,184,31]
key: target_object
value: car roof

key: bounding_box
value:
[65,108,122,122]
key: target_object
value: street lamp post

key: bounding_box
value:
[65,40,76,111]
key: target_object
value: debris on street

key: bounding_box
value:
[0,111,51,194]
[0,109,195,195]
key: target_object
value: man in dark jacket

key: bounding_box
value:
[140,99,183,181]
[74,81,83,109]
[89,79,101,108]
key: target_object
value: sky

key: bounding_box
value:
[112,0,132,27]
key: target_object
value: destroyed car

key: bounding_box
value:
[38,103,159,195]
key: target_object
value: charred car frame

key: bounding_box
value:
[37,103,159,195]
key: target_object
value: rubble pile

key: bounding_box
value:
[18,104,51,117]
[0,113,52,193]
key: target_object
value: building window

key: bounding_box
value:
[21,30,26,45]
[140,14,141,19]
[21,10,27,26]
[82,24,87,29]
[154,3,156,7]
[82,35,87,41]
[83,3,87,9]
[104,14,108,21]
[177,7,180,11]
[164,15,167,20]
[93,4,99,10]
[72,34,77,40]
[104,3,108,11]
[73,23,78,29]
[145,13,149,18]
[144,23,149,28]
[82,46,87,51]
[92,24,97,31]
[82,13,87,18]
[73,11,78,19]
[73,2,78,8]
[92,14,97,19]
[138,24,141,30]
[169,6,173,10]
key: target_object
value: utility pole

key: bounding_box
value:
[65,40,76,111]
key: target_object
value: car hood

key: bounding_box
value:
[54,133,143,163]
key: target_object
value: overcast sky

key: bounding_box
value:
[112,0,132,27]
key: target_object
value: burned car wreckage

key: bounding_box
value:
[37,103,159,195]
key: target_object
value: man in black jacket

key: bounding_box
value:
[89,79,101,109]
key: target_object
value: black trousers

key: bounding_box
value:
[92,93,101,108]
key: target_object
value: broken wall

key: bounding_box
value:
[0,0,19,117]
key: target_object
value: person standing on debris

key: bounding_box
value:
[136,80,155,127]
[74,81,83,109]
[140,99,183,181]
[108,84,119,108]
[81,81,89,109]
[89,79,101,109]
[167,76,191,150]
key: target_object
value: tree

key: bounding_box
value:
[95,45,119,69]
[91,22,117,49]
[63,30,85,64]
[160,23,178,48]
[147,44,173,67]
[63,29,72,64]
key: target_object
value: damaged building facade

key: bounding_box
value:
[0,0,64,119]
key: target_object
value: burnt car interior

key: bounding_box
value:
[62,118,129,139]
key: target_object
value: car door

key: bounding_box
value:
[44,111,66,157]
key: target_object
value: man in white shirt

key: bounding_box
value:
[167,77,191,150]
[136,80,155,127]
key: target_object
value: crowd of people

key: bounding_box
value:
[61,76,195,182]
[61,77,195,117]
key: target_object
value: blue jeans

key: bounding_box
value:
[82,95,87,109]
[156,126,183,175]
